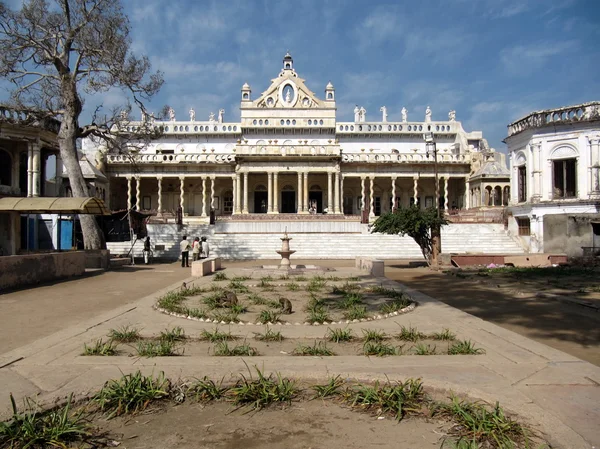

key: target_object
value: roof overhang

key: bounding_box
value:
[0,197,111,215]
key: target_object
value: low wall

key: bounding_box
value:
[85,249,111,269]
[0,251,86,291]
[451,253,568,268]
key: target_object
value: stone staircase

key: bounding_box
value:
[106,222,525,261]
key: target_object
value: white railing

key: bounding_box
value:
[336,121,457,134]
[234,144,340,157]
[341,151,470,164]
[107,152,235,164]
[508,102,600,137]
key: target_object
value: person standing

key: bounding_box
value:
[201,236,210,259]
[180,235,191,268]
[192,237,201,261]
[143,236,151,264]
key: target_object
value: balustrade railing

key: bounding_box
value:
[508,102,600,137]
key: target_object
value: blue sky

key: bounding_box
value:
[3,0,600,151]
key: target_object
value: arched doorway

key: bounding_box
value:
[308,184,323,213]
[254,184,268,213]
[281,184,296,213]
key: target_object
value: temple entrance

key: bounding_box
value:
[308,191,323,213]
[254,191,268,213]
[281,191,295,213]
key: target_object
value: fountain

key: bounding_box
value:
[276,228,296,270]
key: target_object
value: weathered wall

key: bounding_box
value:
[544,214,600,257]
[0,251,86,291]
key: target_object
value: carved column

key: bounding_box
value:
[267,172,274,213]
[234,173,241,214]
[273,172,279,213]
[413,176,418,207]
[303,172,309,214]
[297,172,303,213]
[444,177,449,211]
[369,176,375,217]
[334,171,340,214]
[327,171,333,212]
[31,142,41,197]
[135,176,141,210]
[157,176,163,214]
[340,175,345,214]
[465,179,470,210]
[588,136,600,195]
[179,176,186,216]
[360,177,366,212]
[531,142,542,201]
[26,142,33,197]
[391,177,397,212]
[126,176,133,210]
[201,176,208,217]
[242,172,249,214]
[210,177,215,211]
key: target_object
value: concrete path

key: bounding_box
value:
[0,260,598,449]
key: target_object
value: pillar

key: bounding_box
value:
[360,177,366,211]
[31,142,41,197]
[26,143,33,197]
[179,176,185,215]
[369,176,375,217]
[413,176,418,207]
[327,171,333,212]
[303,172,309,214]
[135,176,141,210]
[126,176,133,210]
[267,172,274,213]
[297,172,303,213]
[444,177,449,211]
[340,175,345,214]
[334,171,340,214]
[157,176,163,213]
[201,176,207,217]
[391,177,397,211]
[273,172,279,213]
[531,142,542,201]
[234,173,241,214]
[588,136,600,195]
[210,177,215,211]
[242,172,249,214]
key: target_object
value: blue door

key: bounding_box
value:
[60,220,73,250]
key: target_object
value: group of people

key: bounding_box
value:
[180,235,210,268]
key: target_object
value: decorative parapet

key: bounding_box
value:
[341,151,470,164]
[235,143,340,157]
[107,152,235,164]
[336,121,457,134]
[122,121,242,135]
[0,105,60,134]
[507,101,600,137]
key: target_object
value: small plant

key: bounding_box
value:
[295,275,307,281]
[231,275,251,282]
[260,275,274,282]
[180,284,205,296]
[202,292,223,309]
[412,343,437,355]
[306,307,331,324]
[286,282,300,291]
[363,341,396,356]
[312,375,345,398]
[346,276,360,281]
[93,371,170,418]
[82,339,118,356]
[326,327,354,343]
[229,367,298,410]
[210,310,239,323]
[380,298,411,314]
[199,327,237,342]
[136,340,180,357]
[189,376,229,402]
[187,307,208,319]
[213,341,258,356]
[159,326,186,342]
[278,274,289,280]
[307,277,327,292]
[228,280,249,293]
[305,293,325,312]
[340,293,363,309]
[209,283,224,292]
[362,329,387,343]
[396,325,425,342]
[448,340,485,355]
[108,325,141,343]
[343,305,367,320]
[430,328,456,341]
[327,275,342,281]
[0,394,90,448]
[231,303,247,314]
[294,341,335,356]
[156,291,186,313]
[257,309,280,324]
[248,293,268,305]
[254,327,284,342]
[259,279,273,288]
[213,272,228,281]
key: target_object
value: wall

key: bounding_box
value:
[543,214,600,257]
[0,251,86,291]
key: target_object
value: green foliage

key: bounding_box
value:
[294,341,336,356]
[0,393,90,448]
[210,310,239,323]
[306,307,331,324]
[229,367,298,410]
[253,327,285,342]
[136,340,180,357]
[363,341,397,356]
[230,303,247,314]
[180,284,205,296]
[228,280,249,293]
[430,328,456,341]
[159,326,186,342]
[156,291,187,313]
[326,327,355,343]
[380,298,412,314]
[343,305,368,320]
[199,327,237,342]
[307,277,327,292]
[82,339,118,356]
[187,307,208,319]
[412,343,437,355]
[396,325,426,342]
[93,371,170,418]
[257,309,280,324]
[312,375,345,398]
[286,282,300,291]
[213,341,258,356]
[372,206,448,263]
[340,292,364,309]
[362,329,387,343]
[213,272,228,281]
[189,376,230,402]
[448,340,485,355]
[108,325,141,343]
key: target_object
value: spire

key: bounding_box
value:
[283,51,293,70]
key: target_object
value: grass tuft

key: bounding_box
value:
[136,340,180,357]
[363,341,397,356]
[82,339,118,356]
[396,325,426,342]
[199,327,237,342]
[213,272,228,281]
[312,375,345,398]
[210,310,239,323]
[253,327,285,342]
[294,341,336,356]
[306,307,331,324]
[362,329,387,343]
[159,326,186,343]
[229,367,298,410]
[412,343,437,355]
[189,376,229,402]
[430,328,456,341]
[448,340,485,355]
[343,305,367,320]
[257,309,280,324]
[326,327,355,343]
[108,325,141,343]
[213,341,258,356]
[286,282,300,291]
[380,298,412,314]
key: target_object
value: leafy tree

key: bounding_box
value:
[371,206,448,266]
[0,0,163,249]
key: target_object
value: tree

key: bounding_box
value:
[371,206,448,267]
[0,0,163,249]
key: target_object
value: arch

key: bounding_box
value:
[514,150,526,166]
[550,144,578,160]
[255,184,267,191]
[282,139,293,145]
[256,140,266,145]
[494,186,502,206]
[0,148,13,187]
[282,184,295,191]
[309,184,322,191]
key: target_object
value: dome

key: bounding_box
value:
[242,82,250,90]
[326,81,334,89]
[470,160,510,179]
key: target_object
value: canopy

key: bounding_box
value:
[0,197,111,215]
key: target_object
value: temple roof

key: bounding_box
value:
[470,159,509,180]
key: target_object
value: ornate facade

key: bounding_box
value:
[85,54,508,223]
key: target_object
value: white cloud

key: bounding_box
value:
[355,6,404,52]
[500,40,578,75]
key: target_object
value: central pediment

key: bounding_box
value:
[252,72,327,109]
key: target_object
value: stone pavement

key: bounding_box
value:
[0,260,598,449]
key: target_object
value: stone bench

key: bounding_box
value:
[191,257,222,277]
[355,256,385,277]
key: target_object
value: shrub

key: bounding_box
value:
[396,325,425,342]
[363,341,396,356]
[326,327,354,343]
[448,340,485,355]
[82,339,118,356]
[343,305,367,320]
[136,340,180,357]
[108,325,141,343]
[257,309,280,324]
[253,327,284,342]
[199,328,237,342]
[229,368,298,410]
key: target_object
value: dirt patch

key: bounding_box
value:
[100,400,447,449]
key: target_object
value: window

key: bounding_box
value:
[553,158,576,199]
[223,191,233,214]
[516,217,530,236]
[517,166,527,202]
[374,197,381,216]
[0,149,12,186]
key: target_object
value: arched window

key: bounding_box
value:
[0,149,12,187]
[550,145,578,199]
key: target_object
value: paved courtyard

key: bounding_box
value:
[0,260,598,449]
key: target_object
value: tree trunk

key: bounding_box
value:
[58,80,106,250]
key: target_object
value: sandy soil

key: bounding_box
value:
[100,400,448,449]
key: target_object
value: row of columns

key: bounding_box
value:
[26,141,41,197]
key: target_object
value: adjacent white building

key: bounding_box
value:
[506,102,600,256]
